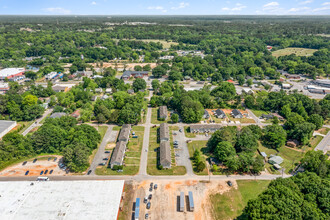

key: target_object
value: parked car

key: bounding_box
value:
[40,171,44,175]
[53,157,57,162]
[144,197,148,203]
[150,182,153,188]
[33,159,37,163]
[99,162,106,166]
[49,170,53,174]
[148,194,152,200]
[87,170,92,175]
[25,170,29,175]
[227,181,233,187]
[105,151,110,153]
[149,187,153,192]
[22,161,27,166]
[103,158,109,161]
[173,132,177,135]
[154,184,158,189]
[48,157,51,161]
[174,141,178,145]
[145,213,149,219]
[146,202,151,209]
[44,170,48,174]
[132,135,138,138]
[179,129,182,132]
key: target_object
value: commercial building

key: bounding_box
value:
[159,106,168,120]
[0,68,25,80]
[0,120,17,139]
[159,141,171,169]
[159,123,170,142]
[52,85,68,93]
[282,83,292,89]
[284,74,300,79]
[0,82,10,93]
[313,79,330,88]
[190,124,221,133]
[0,180,125,220]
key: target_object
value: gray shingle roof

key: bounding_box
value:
[118,124,131,142]
[159,106,168,119]
[159,141,171,168]
[159,123,169,141]
[110,141,126,167]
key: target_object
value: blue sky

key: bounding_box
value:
[0,0,329,15]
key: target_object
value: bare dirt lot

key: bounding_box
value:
[0,156,66,177]
[123,180,236,220]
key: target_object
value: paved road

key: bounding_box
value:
[246,109,262,126]
[22,108,53,136]
[314,130,330,153]
[88,125,114,175]
[175,126,194,176]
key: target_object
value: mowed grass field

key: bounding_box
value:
[272,47,318,57]
[210,180,271,220]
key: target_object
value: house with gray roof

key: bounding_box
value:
[203,110,210,119]
[190,124,221,133]
[49,112,66,119]
[231,109,243,118]
[109,141,127,168]
[159,123,169,142]
[215,109,226,119]
[159,141,171,169]
[159,106,168,120]
[268,155,284,165]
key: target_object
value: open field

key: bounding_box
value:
[251,109,270,117]
[140,39,179,49]
[95,126,144,175]
[187,141,209,175]
[0,155,65,177]
[272,47,318,57]
[210,180,271,220]
[147,126,186,175]
[124,180,235,220]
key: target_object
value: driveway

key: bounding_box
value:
[22,108,53,136]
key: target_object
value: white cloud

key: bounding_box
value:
[322,2,330,5]
[147,6,167,13]
[171,2,189,10]
[262,2,284,13]
[91,1,97,5]
[263,2,279,8]
[222,3,246,11]
[288,7,310,12]
[299,0,313,5]
[43,7,71,15]
[313,6,330,11]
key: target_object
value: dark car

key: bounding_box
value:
[105,151,110,153]
[40,171,44,175]
[48,157,51,161]
[87,170,92,175]
[146,202,151,209]
[44,170,48,174]
[49,170,53,174]
[149,187,153,192]
[145,213,149,219]
[25,170,29,175]
[227,181,233,187]
[150,182,153,188]
[154,184,158,189]
[22,161,27,166]
[33,159,37,163]
[103,158,109,161]
[53,157,57,162]
[148,194,152,200]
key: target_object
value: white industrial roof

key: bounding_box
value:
[0,120,16,137]
[0,180,124,220]
[0,68,25,77]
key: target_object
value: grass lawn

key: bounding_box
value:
[187,140,209,175]
[184,126,196,138]
[112,126,121,131]
[226,113,255,123]
[310,135,324,149]
[259,143,305,174]
[95,126,144,175]
[147,126,186,175]
[17,121,34,134]
[251,109,270,117]
[318,127,330,135]
[210,180,271,220]
[151,108,169,124]
[272,47,318,58]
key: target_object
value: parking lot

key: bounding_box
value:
[0,156,67,177]
[129,180,235,220]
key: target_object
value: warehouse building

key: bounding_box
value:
[313,79,330,88]
[0,180,125,220]
[0,120,17,139]
[0,68,25,80]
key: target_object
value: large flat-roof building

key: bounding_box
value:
[313,79,330,88]
[0,68,25,80]
[159,141,171,169]
[0,120,17,139]
[0,180,125,220]
[159,123,170,142]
